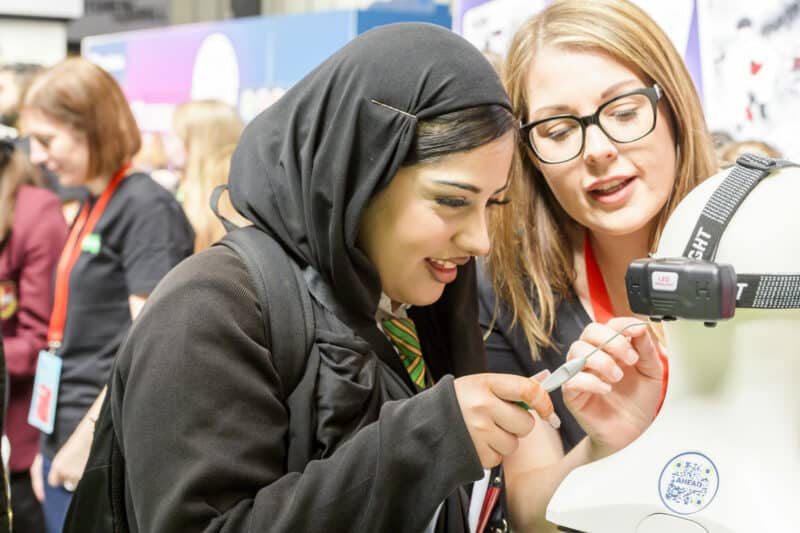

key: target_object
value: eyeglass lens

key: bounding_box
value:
[529,92,655,163]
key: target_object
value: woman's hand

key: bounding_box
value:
[561,317,663,459]
[454,373,557,468]
[30,453,45,502]
[47,418,94,491]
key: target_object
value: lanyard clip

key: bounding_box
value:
[48,341,61,354]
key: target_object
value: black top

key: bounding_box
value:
[44,172,193,456]
[113,246,483,532]
[477,263,590,452]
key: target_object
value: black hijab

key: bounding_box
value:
[229,23,511,377]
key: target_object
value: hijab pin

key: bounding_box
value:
[370,99,416,119]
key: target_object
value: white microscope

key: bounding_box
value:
[545,154,800,533]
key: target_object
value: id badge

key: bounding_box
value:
[28,350,62,434]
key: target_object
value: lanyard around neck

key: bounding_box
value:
[584,234,613,324]
[46,163,131,350]
[585,232,670,413]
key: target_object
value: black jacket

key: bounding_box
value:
[113,246,483,532]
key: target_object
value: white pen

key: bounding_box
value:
[540,321,649,393]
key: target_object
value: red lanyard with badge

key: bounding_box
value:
[28,163,130,434]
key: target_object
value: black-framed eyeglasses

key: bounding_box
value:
[520,84,663,164]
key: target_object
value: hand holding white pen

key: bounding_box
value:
[540,320,650,393]
[559,317,665,460]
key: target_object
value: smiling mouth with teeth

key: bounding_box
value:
[592,178,634,195]
[429,258,458,269]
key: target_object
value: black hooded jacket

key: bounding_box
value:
[111,23,511,532]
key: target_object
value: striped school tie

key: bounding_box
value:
[382,317,427,389]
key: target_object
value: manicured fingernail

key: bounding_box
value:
[532,369,551,381]
[611,366,623,381]
[547,413,561,429]
[627,349,639,364]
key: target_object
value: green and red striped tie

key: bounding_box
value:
[382,318,427,389]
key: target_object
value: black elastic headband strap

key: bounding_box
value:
[682,154,797,261]
[210,184,240,233]
[736,274,800,309]
[682,153,800,309]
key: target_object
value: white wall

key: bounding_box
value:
[0,19,68,66]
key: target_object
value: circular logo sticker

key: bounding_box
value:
[658,451,719,515]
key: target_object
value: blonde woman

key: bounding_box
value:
[478,0,718,530]
[172,99,244,251]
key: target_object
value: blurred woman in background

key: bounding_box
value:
[20,57,194,532]
[172,99,245,251]
[0,127,66,533]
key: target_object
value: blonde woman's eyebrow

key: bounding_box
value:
[530,78,644,118]
[599,78,644,99]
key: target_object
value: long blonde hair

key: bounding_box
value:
[172,100,243,252]
[488,0,718,357]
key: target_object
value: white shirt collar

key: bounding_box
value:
[376,293,410,322]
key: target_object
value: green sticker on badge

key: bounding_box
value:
[82,233,102,254]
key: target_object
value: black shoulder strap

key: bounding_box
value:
[681,154,800,309]
[64,226,316,533]
[218,226,315,398]
[210,184,239,233]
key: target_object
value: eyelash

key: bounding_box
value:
[488,198,511,206]
[434,197,511,208]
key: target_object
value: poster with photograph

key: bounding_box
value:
[455,0,702,97]
[459,0,547,58]
[699,0,800,159]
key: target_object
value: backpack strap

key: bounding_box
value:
[62,224,316,533]
[209,184,239,233]
[218,226,315,398]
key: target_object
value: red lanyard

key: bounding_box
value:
[46,164,131,350]
[583,234,613,323]
[584,232,669,411]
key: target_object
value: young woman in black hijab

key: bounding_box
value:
[110,23,557,532]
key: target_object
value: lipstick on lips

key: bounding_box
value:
[426,257,468,284]
[587,175,636,205]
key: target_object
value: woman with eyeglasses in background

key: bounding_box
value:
[478,1,718,530]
